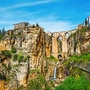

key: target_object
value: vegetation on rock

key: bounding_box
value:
[56,75,90,90]
[27,74,51,90]
[13,54,28,63]
[0,28,6,40]
[0,18,90,90]
[11,46,17,53]
[64,53,90,66]
[1,50,12,59]
[46,55,58,63]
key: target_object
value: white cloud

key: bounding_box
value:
[26,14,76,32]
[1,21,76,32]
[0,0,60,11]
[0,0,76,32]
[29,21,76,32]
[0,10,76,31]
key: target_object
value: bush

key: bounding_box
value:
[64,53,90,66]
[0,73,6,80]
[30,68,40,74]
[0,34,3,40]
[1,50,12,59]
[11,46,17,53]
[56,75,90,90]
[27,78,42,90]
[13,54,18,61]
[18,55,24,63]
[46,55,58,63]
[27,55,30,59]
[27,74,50,90]
[13,54,28,63]
[17,86,24,90]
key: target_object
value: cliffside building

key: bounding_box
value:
[13,22,29,29]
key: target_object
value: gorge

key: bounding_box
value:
[0,16,90,90]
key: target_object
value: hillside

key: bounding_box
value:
[56,25,90,90]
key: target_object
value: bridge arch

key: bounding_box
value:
[48,32,68,60]
[47,30,77,60]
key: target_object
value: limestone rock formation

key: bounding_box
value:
[67,26,90,56]
[0,17,90,89]
[0,24,52,90]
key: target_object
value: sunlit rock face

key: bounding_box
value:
[0,80,5,90]
[67,26,90,56]
[0,40,11,52]
[0,25,52,67]
[0,24,52,89]
[0,21,89,89]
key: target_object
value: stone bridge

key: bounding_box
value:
[47,29,77,60]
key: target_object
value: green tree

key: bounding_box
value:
[36,23,39,27]
[0,30,1,34]
[32,24,35,28]
[56,75,90,90]
[2,28,6,36]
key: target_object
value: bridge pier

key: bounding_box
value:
[52,33,59,58]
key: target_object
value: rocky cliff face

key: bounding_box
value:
[0,25,54,90]
[1,21,90,89]
[66,26,90,81]
[67,26,90,56]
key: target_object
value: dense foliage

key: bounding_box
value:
[13,54,28,63]
[1,50,12,59]
[11,46,17,53]
[60,53,90,90]
[27,74,51,90]
[64,53,90,65]
[46,55,58,63]
[56,75,90,90]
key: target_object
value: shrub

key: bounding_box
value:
[13,54,28,63]
[13,54,18,61]
[64,53,90,66]
[23,57,27,62]
[30,68,40,74]
[1,50,12,59]
[27,74,49,90]
[46,55,58,63]
[0,34,3,40]
[17,86,24,90]
[27,78,42,90]
[0,73,6,80]
[11,46,17,53]
[18,55,24,63]
[56,75,90,90]
[27,55,30,59]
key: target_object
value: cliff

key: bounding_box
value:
[0,24,54,90]
[0,18,90,90]
[67,26,90,56]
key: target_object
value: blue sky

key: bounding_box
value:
[0,0,90,32]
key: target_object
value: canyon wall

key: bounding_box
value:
[0,25,54,90]
[0,21,90,89]
[67,26,90,56]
